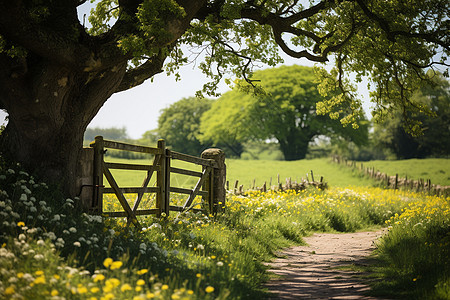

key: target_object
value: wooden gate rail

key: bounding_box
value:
[84,136,226,229]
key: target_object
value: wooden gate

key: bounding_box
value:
[87,136,225,229]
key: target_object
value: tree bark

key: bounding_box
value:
[0,53,128,198]
[277,130,315,161]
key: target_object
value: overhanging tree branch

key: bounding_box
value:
[116,52,167,92]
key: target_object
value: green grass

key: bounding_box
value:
[226,158,375,188]
[357,158,450,186]
[104,157,377,189]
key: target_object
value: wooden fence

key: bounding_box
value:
[79,136,226,229]
[331,155,449,196]
[228,171,327,195]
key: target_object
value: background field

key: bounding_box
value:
[105,157,450,190]
[357,158,450,186]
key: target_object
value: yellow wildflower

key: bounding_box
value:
[137,269,148,275]
[205,286,214,293]
[34,276,46,284]
[137,279,145,286]
[103,258,113,268]
[121,284,132,292]
[5,286,15,295]
[110,261,123,270]
[93,274,105,282]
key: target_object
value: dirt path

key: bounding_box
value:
[265,230,387,299]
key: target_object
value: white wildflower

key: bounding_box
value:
[19,194,27,201]
[34,254,45,260]
[73,241,81,247]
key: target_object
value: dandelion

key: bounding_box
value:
[103,257,113,268]
[93,274,105,282]
[105,278,120,287]
[91,287,100,293]
[34,276,46,284]
[137,279,145,286]
[121,284,132,292]
[137,269,148,275]
[110,260,123,270]
[162,284,169,290]
[17,221,25,227]
[205,286,214,293]
[51,289,59,296]
[5,286,15,295]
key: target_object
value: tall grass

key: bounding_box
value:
[369,194,450,299]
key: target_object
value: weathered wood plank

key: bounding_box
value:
[169,187,208,197]
[103,140,162,154]
[170,167,202,177]
[170,151,218,168]
[104,162,160,171]
[103,187,158,194]
[183,167,211,210]
[132,154,161,213]
[103,165,140,228]
[103,209,159,217]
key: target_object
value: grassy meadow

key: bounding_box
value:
[1,157,449,299]
[357,158,450,186]
[104,157,377,190]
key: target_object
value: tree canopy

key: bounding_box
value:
[200,65,368,160]
[0,0,448,199]
[157,97,213,155]
[372,73,450,159]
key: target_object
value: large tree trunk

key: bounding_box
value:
[0,1,202,207]
[277,130,315,161]
[0,54,127,199]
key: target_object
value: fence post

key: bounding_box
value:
[394,174,398,190]
[156,139,168,217]
[201,148,226,213]
[92,136,104,213]
[79,147,94,212]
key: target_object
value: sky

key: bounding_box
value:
[0,2,373,140]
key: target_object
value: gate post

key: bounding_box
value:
[201,148,226,213]
[78,147,94,212]
[156,139,169,217]
[91,136,104,213]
